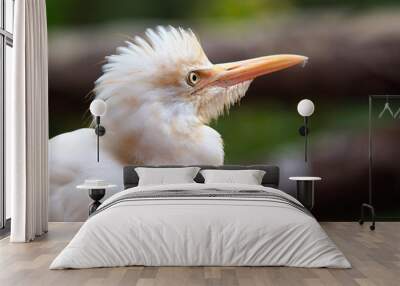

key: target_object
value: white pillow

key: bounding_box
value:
[200,169,266,185]
[135,167,200,186]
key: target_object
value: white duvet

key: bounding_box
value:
[50,183,350,269]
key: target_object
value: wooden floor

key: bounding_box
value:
[0,222,399,286]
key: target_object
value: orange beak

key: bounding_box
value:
[196,54,308,88]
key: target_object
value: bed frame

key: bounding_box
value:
[123,165,280,189]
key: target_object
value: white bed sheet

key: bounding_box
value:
[50,183,350,269]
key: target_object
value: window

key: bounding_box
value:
[0,0,14,231]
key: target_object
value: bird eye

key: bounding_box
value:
[187,71,200,86]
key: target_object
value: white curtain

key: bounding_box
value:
[7,0,49,242]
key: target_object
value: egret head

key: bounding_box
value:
[95,26,308,124]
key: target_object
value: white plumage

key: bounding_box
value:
[49,26,307,221]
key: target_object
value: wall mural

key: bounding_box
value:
[47,1,400,222]
[49,26,307,221]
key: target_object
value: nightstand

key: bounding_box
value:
[77,181,117,215]
[289,177,322,210]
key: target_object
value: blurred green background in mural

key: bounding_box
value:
[47,0,400,27]
[46,0,400,219]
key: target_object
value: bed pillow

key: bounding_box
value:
[135,167,200,186]
[200,169,266,185]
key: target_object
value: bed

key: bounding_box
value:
[50,165,350,269]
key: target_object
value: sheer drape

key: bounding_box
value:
[8,0,49,242]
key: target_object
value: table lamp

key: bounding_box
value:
[297,99,315,162]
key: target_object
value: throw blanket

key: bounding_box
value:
[92,188,310,217]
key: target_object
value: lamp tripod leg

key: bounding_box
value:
[359,203,376,231]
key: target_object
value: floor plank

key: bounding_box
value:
[0,222,399,286]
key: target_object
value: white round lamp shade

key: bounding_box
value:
[297,99,315,117]
[90,99,107,117]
